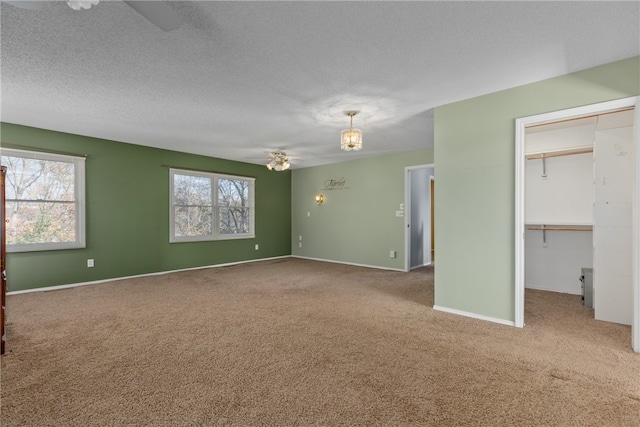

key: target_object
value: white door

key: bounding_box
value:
[593,117,635,325]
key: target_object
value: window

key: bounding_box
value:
[170,169,255,242]
[0,148,86,252]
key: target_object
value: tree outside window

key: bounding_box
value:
[218,178,251,235]
[170,169,254,242]
[0,149,85,252]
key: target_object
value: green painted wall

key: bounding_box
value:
[434,56,640,322]
[1,123,291,291]
[291,149,433,270]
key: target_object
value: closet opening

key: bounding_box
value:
[514,97,640,353]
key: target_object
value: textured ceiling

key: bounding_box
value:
[1,1,639,169]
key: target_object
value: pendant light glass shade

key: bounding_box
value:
[341,111,362,151]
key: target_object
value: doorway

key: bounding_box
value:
[431,177,435,262]
[405,164,434,271]
[514,96,640,352]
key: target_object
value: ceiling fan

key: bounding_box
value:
[3,0,182,32]
[266,151,291,172]
[246,150,300,171]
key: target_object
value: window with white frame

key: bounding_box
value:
[170,169,255,242]
[0,148,86,252]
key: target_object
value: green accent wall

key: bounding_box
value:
[291,149,433,270]
[0,124,291,291]
[434,56,640,322]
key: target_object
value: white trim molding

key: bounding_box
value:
[7,256,291,295]
[433,305,516,327]
[8,255,410,296]
[292,255,406,272]
[633,104,640,353]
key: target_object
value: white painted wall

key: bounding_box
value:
[525,123,594,294]
[525,152,593,225]
[525,120,596,153]
[525,229,592,294]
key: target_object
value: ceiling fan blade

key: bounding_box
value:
[123,1,181,32]
[3,1,44,10]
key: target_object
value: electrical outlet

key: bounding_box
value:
[87,259,94,268]
[389,250,396,258]
[299,235,302,241]
[299,242,302,248]
[255,244,259,250]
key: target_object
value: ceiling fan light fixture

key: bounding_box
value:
[67,0,99,10]
[266,151,290,171]
[341,111,362,151]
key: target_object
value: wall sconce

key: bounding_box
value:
[315,194,324,205]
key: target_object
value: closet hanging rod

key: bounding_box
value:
[526,146,593,160]
[527,226,592,231]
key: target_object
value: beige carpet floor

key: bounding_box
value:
[1,258,638,426]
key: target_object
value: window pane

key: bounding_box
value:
[5,201,76,244]
[169,169,254,242]
[174,206,212,237]
[173,174,211,206]
[1,155,75,201]
[219,207,250,234]
[218,178,249,207]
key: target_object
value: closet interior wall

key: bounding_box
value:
[525,119,595,295]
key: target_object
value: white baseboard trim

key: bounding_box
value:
[433,305,516,327]
[410,261,432,270]
[7,255,291,295]
[291,255,406,272]
[525,285,582,295]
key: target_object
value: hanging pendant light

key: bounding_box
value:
[341,111,363,151]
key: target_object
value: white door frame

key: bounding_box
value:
[404,164,434,272]
[514,96,640,352]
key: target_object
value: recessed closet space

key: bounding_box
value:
[524,108,635,325]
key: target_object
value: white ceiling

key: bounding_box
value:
[1,1,639,169]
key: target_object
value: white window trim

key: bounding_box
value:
[1,148,86,253]
[169,168,255,243]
